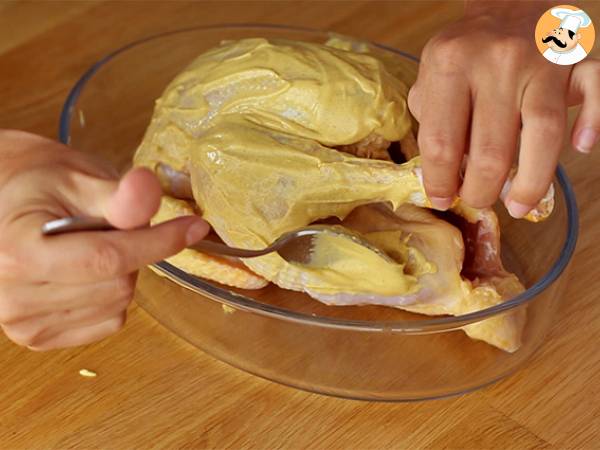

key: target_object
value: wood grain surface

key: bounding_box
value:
[1,1,600,449]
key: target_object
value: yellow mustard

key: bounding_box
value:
[294,228,420,297]
[135,38,427,298]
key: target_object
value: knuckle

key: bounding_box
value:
[526,107,565,134]
[86,241,126,278]
[114,274,136,303]
[420,135,460,166]
[576,58,600,78]
[534,107,564,124]
[588,62,600,78]
[491,35,528,60]
[429,36,467,65]
[468,151,510,181]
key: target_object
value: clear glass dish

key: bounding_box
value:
[60,25,578,401]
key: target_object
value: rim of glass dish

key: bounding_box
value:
[59,24,579,333]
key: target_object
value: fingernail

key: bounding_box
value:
[505,200,532,219]
[575,127,598,153]
[185,218,209,245]
[429,196,453,211]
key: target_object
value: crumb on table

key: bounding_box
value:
[79,369,97,378]
[222,304,236,315]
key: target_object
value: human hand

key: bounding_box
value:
[408,1,599,217]
[0,130,209,350]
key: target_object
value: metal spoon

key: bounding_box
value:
[41,216,392,265]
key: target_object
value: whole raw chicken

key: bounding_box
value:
[135,37,553,352]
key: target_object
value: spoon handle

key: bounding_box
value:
[40,216,270,258]
[41,216,114,234]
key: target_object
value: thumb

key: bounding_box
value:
[104,167,163,229]
[56,166,161,229]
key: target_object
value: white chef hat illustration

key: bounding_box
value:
[551,8,592,33]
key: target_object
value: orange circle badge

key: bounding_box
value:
[535,5,595,65]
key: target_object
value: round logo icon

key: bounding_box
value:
[535,4,595,65]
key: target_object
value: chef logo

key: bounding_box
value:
[535,5,595,65]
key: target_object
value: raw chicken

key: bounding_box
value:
[151,196,268,289]
[341,203,526,352]
[135,37,549,352]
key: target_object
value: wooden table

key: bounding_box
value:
[1,2,599,448]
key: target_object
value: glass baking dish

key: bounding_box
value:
[59,25,578,401]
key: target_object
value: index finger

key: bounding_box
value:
[417,70,471,210]
[4,211,209,284]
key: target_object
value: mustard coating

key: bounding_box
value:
[135,37,426,298]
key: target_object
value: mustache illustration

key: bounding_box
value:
[542,35,567,48]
